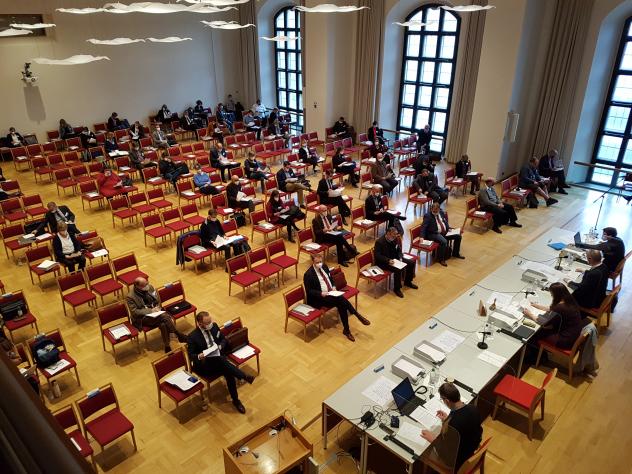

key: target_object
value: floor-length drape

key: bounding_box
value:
[239,1,261,106]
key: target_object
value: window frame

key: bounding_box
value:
[274,6,303,133]
[396,4,460,154]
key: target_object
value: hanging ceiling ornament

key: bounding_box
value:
[293,4,369,13]
[393,20,434,28]
[177,0,249,4]
[147,36,193,42]
[32,55,110,65]
[56,8,106,14]
[102,2,236,13]
[260,35,301,42]
[440,5,495,12]
[201,20,255,29]
[87,37,146,45]
[10,23,56,29]
[0,28,33,37]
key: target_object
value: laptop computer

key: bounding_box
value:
[391,377,425,416]
[574,232,582,245]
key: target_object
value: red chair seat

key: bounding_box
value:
[68,430,94,458]
[146,227,171,238]
[270,255,298,269]
[468,210,492,220]
[63,288,96,306]
[103,323,139,345]
[151,199,172,210]
[40,352,76,380]
[6,240,30,251]
[493,374,541,409]
[113,209,138,220]
[30,263,61,276]
[251,262,281,278]
[26,207,48,217]
[117,269,148,286]
[411,240,439,252]
[289,308,322,324]
[91,279,123,296]
[159,379,203,403]
[232,272,261,287]
[166,222,189,233]
[184,215,205,226]
[4,312,36,331]
[85,409,134,447]
[301,243,328,254]
[538,340,572,356]
[132,204,156,214]
[341,286,360,300]
[228,343,261,365]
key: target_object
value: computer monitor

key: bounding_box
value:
[574,232,582,245]
[391,377,415,410]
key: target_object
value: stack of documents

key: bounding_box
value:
[446,228,461,237]
[187,245,207,254]
[293,303,316,316]
[165,369,201,391]
[361,376,397,408]
[90,249,109,258]
[36,233,52,241]
[302,242,321,251]
[109,324,131,340]
[232,345,256,359]
[45,359,71,376]
[37,259,57,271]
[473,211,487,217]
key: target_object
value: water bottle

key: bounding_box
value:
[52,380,61,398]
[429,367,438,388]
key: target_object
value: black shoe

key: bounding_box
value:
[394,289,404,298]
[405,282,418,290]
[563,184,571,188]
[233,400,246,414]
[625,195,632,203]
[356,314,371,325]
[439,261,447,267]
[300,204,306,209]
[492,226,502,234]
[245,375,255,384]
[342,218,348,226]
[351,183,358,188]
[558,189,568,195]
[454,254,465,259]
[288,237,295,243]
[343,330,355,342]
[340,261,349,267]
[546,198,558,207]
[509,222,522,228]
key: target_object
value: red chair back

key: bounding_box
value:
[465,198,477,212]
[351,206,364,220]
[53,405,80,431]
[221,317,245,337]
[129,192,148,206]
[221,219,239,236]
[147,188,166,201]
[80,181,99,194]
[180,203,198,217]
[410,224,421,241]
[251,209,266,225]
[162,208,181,223]
[1,223,24,240]
[58,271,87,292]
[357,251,373,268]
[227,254,248,273]
[143,167,160,181]
[181,234,201,250]
[157,280,185,303]
[26,245,52,263]
[248,247,267,266]
[86,261,114,283]
[266,239,285,257]
[142,213,162,228]
[297,228,314,245]
[77,384,118,420]
[112,253,139,274]
[110,196,130,211]
[154,349,187,380]
[97,302,129,327]
[284,286,305,307]
[445,168,455,180]
[27,144,42,157]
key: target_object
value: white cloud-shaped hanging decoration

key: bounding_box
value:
[293,4,369,13]
[32,55,110,65]
[10,23,56,29]
[147,36,193,42]
[393,20,434,28]
[0,28,33,37]
[440,5,495,12]
[56,7,106,14]
[260,35,301,42]
[177,0,249,4]
[103,2,235,13]
[201,20,255,29]
[87,37,146,45]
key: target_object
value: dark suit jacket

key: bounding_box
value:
[210,147,227,168]
[455,159,471,179]
[374,236,403,267]
[6,132,24,145]
[368,126,383,143]
[572,263,608,308]
[418,129,432,149]
[187,324,229,373]
[317,178,338,202]
[578,238,625,273]
[199,220,224,247]
[52,233,82,262]
[298,146,309,162]
[276,168,297,192]
[303,265,335,308]
[420,211,450,237]
[312,214,335,243]
[519,164,542,187]
[538,155,555,177]
[364,195,385,221]
[39,206,75,234]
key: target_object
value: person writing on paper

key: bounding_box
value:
[199,209,244,261]
[365,185,406,233]
[374,226,418,298]
[455,155,480,195]
[332,147,359,187]
[538,149,569,194]
[266,190,302,242]
[187,312,254,414]
[523,282,584,351]
[39,202,79,235]
[371,153,398,194]
[226,175,255,212]
[421,383,482,471]
[576,227,625,273]
[413,168,448,204]
[129,121,145,142]
[312,206,358,267]
[193,164,220,195]
[303,253,370,342]
[317,169,351,224]
[127,277,187,353]
[244,152,269,193]
[277,161,310,207]
[478,177,522,234]
[52,223,86,272]
[519,156,557,207]
[421,202,465,267]
[571,249,609,310]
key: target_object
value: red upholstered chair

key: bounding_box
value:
[57,271,97,317]
[79,180,105,211]
[161,208,190,236]
[180,202,205,227]
[70,165,92,184]
[96,302,140,362]
[142,213,171,249]
[52,405,96,470]
[176,180,202,207]
[358,171,374,198]
[248,247,282,291]
[1,197,27,223]
[211,192,233,218]
[112,252,148,289]
[54,168,77,196]
[226,254,262,302]
[26,245,61,286]
[283,285,323,341]
[0,290,39,342]
[146,188,173,211]
[355,250,391,298]
[28,329,80,389]
[501,178,526,207]
[536,332,588,382]
[222,317,261,374]
[11,146,31,171]
[266,238,298,283]
[76,383,137,453]
[492,368,558,440]
[143,166,168,190]
[350,205,379,240]
[1,223,31,261]
[157,280,196,323]
[251,209,281,243]
[444,167,467,196]
[404,185,432,215]
[182,233,216,272]
[221,218,248,241]
[329,266,359,309]
[462,197,493,231]
[128,191,157,216]
[31,156,54,183]
[296,228,328,263]
[21,194,48,220]
[152,348,205,421]
[409,224,439,267]
[85,261,124,305]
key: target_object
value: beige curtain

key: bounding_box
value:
[527,0,594,159]
[444,0,487,164]
[238,2,261,106]
[352,0,384,134]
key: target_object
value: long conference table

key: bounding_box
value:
[321,227,588,474]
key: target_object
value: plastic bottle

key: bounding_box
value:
[52,380,61,398]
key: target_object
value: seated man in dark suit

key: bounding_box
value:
[332,147,358,187]
[365,185,406,232]
[298,140,320,173]
[6,127,24,148]
[158,152,189,187]
[187,311,254,414]
[226,175,255,212]
[374,226,418,298]
[417,124,432,154]
[312,206,357,267]
[126,277,187,353]
[276,161,310,207]
[199,209,244,261]
[455,154,479,195]
[576,227,625,273]
[332,116,352,139]
[519,157,557,207]
[371,153,398,194]
[413,168,448,204]
[572,249,609,309]
[107,112,130,131]
[130,142,157,180]
[303,253,370,342]
[210,142,239,182]
[317,169,350,223]
[38,201,79,235]
[421,202,465,267]
[477,177,521,234]
[368,121,384,145]
[52,223,86,272]
[539,149,569,194]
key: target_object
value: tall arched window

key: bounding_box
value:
[590,17,632,185]
[397,5,460,154]
[274,7,303,133]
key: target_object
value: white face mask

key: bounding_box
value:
[202,322,212,331]
[315,262,323,269]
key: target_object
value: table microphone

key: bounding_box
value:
[477,330,492,350]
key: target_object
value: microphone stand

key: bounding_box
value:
[590,176,624,236]
[477,331,492,350]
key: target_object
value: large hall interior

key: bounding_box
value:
[1,0,631,473]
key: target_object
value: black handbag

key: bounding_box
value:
[0,300,27,321]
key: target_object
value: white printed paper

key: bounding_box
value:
[165,369,201,391]
[396,420,429,451]
[109,323,131,340]
[391,259,408,270]
[37,259,57,270]
[446,228,461,237]
[145,311,165,318]
[431,330,465,353]
[45,358,71,375]
[90,249,109,258]
[232,345,256,359]
[327,290,345,297]
[415,343,446,363]
[477,351,505,368]
[410,406,441,431]
[293,303,316,316]
[361,376,397,409]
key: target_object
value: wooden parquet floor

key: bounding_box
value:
[1,153,631,474]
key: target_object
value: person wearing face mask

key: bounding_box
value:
[200,209,245,261]
[317,169,351,223]
[38,201,79,235]
[210,142,239,182]
[365,185,406,233]
[244,152,270,193]
[371,153,398,194]
[478,177,521,233]
[298,140,320,173]
[193,164,220,195]
[420,202,465,267]
[158,152,189,187]
[52,223,86,272]
[332,116,351,139]
[152,124,170,148]
[332,147,359,187]
[266,189,302,242]
[303,253,370,342]
[227,175,255,212]
[374,226,418,298]
[312,206,358,267]
[455,155,480,195]
[127,277,187,353]
[130,142,157,180]
[368,120,384,145]
[277,161,311,207]
[187,311,254,413]
[6,127,25,147]
[413,168,448,204]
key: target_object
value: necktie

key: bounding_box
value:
[323,215,330,230]
[327,179,332,190]
[205,330,214,347]
[437,215,446,234]
[319,268,333,291]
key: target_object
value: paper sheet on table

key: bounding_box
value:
[44,359,71,375]
[431,330,465,353]
[327,290,345,297]
[424,396,450,416]
[391,259,408,270]
[410,406,442,431]
[293,303,316,316]
[165,369,200,391]
[486,292,513,308]
[477,351,505,368]
[394,358,424,380]
[446,228,461,237]
[518,299,546,317]
[145,311,165,318]
[397,420,429,451]
[90,249,109,258]
[232,345,255,359]
[361,376,397,409]
[415,343,446,363]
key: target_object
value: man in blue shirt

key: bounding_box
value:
[519,157,557,207]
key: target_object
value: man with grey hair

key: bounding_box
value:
[539,149,569,194]
[478,177,521,233]
[373,226,417,298]
[571,249,609,309]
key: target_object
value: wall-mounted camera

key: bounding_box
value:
[21,62,38,84]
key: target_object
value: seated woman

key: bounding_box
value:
[52,223,86,273]
[104,132,119,154]
[523,282,585,351]
[193,164,219,195]
[96,169,127,199]
[266,190,302,242]
[59,119,76,139]
[332,147,358,187]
